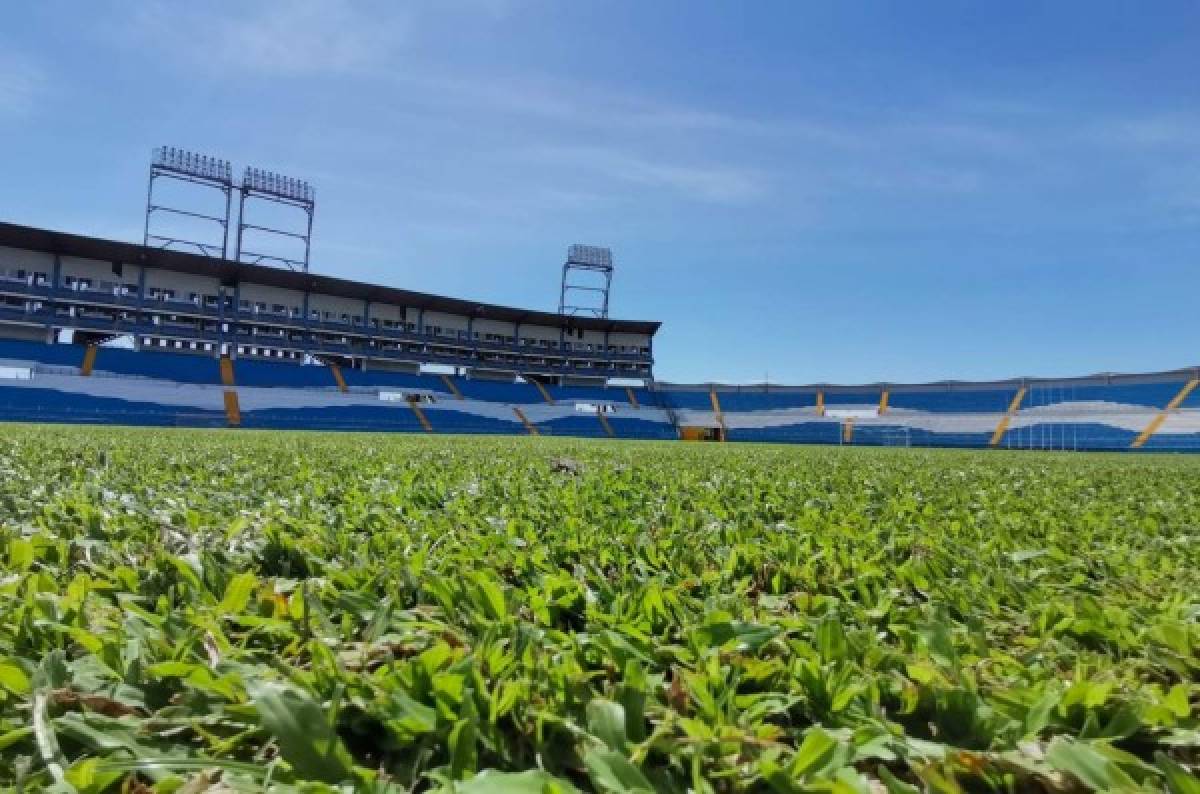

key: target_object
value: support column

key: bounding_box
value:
[46,255,62,334]
[228,282,243,359]
[301,291,311,357]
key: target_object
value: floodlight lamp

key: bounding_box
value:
[567,244,613,268]
[153,145,232,184]
[241,165,313,202]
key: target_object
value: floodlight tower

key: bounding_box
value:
[558,244,614,318]
[143,146,234,258]
[235,167,315,272]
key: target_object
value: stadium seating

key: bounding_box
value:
[658,389,717,410]
[234,359,336,389]
[340,369,436,391]
[0,339,91,370]
[0,382,226,426]
[823,391,879,406]
[94,347,224,385]
[454,378,544,403]
[607,417,679,440]
[2,339,1199,451]
[714,390,816,412]
[537,415,610,438]
[999,423,1139,451]
[240,405,427,432]
[887,388,1016,413]
[1026,381,1185,410]
[423,405,526,435]
[551,385,629,404]
[727,423,842,444]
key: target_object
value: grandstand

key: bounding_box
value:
[2,220,1199,451]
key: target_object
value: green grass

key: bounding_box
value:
[0,425,1198,793]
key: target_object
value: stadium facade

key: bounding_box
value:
[2,221,1199,451]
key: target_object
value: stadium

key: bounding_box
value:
[1,148,1197,451]
[4,6,1200,791]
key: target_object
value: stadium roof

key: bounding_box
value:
[0,222,661,335]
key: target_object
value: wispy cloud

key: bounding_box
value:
[526,146,768,204]
[0,51,45,116]
[391,70,863,146]
[1088,113,1200,149]
[119,0,412,76]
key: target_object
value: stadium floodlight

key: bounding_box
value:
[559,243,615,318]
[241,167,314,204]
[144,146,234,258]
[567,245,613,268]
[151,146,233,185]
[235,165,317,272]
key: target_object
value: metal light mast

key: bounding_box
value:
[559,244,614,318]
[143,146,233,258]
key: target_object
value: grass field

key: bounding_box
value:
[1,426,1198,793]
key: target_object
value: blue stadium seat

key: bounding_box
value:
[240,405,426,432]
[425,407,525,434]
[538,415,610,438]
[888,388,1016,413]
[235,359,335,389]
[607,417,677,440]
[1142,431,1200,451]
[0,384,226,427]
[823,391,879,406]
[998,423,1137,451]
[553,385,628,403]
[1029,382,1184,410]
[0,340,94,369]
[727,423,842,444]
[341,370,435,391]
[94,347,222,384]
[716,390,816,412]
[454,378,543,403]
[657,390,716,410]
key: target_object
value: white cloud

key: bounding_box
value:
[0,51,45,116]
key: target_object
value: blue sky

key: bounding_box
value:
[2,2,1198,384]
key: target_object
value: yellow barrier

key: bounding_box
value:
[80,345,97,377]
[219,356,236,387]
[989,386,1027,447]
[532,380,555,404]
[329,362,348,393]
[222,390,241,426]
[409,401,433,432]
[513,407,538,435]
[1132,379,1199,448]
[709,389,727,442]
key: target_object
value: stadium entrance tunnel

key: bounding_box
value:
[680,426,724,442]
